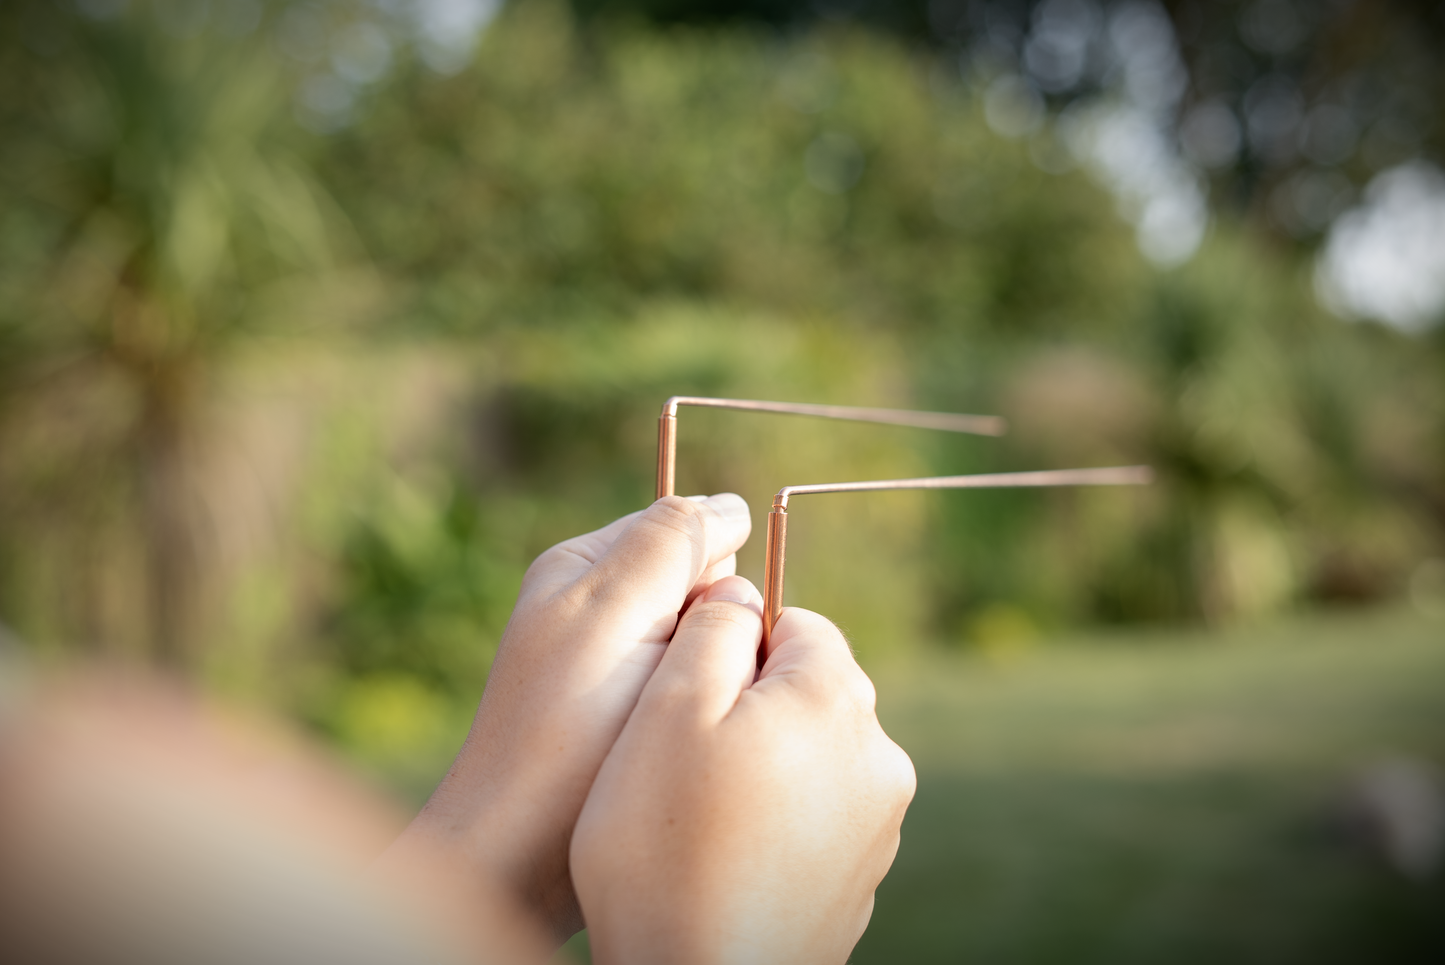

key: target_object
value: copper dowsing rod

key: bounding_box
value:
[655,396,1008,500]
[761,466,1154,650]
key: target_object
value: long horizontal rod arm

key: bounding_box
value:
[662,396,1007,436]
[656,395,1008,499]
[762,465,1152,649]
[775,466,1153,508]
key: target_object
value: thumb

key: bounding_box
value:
[634,576,763,725]
[565,495,751,637]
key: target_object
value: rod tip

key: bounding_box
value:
[978,416,1008,437]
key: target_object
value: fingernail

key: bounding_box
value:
[702,492,749,522]
[705,576,763,615]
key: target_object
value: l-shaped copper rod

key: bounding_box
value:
[761,466,1153,651]
[655,396,1007,500]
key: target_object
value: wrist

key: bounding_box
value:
[406,754,585,943]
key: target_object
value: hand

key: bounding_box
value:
[571,577,917,965]
[383,494,752,942]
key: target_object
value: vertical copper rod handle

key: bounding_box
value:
[762,498,788,655]
[656,413,677,500]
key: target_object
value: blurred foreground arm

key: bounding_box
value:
[572,579,917,965]
[0,672,552,965]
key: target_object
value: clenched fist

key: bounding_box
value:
[572,576,916,965]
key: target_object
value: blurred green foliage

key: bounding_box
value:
[0,0,1443,785]
[321,0,1442,634]
[0,0,358,667]
[2,4,1445,959]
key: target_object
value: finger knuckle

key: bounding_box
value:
[818,678,863,720]
[786,607,846,642]
[556,574,605,613]
[845,667,877,711]
[882,741,918,803]
[811,655,873,714]
[645,673,703,714]
[646,495,708,538]
[523,546,565,582]
[519,550,576,602]
[682,600,761,635]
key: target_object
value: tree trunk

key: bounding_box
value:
[138,361,203,672]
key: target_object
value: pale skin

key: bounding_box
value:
[389,494,917,959]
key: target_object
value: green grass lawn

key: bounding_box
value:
[558,605,1445,963]
[857,605,1445,964]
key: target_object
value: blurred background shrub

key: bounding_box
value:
[1,0,1443,957]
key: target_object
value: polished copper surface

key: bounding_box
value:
[655,395,1007,500]
[761,466,1152,648]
